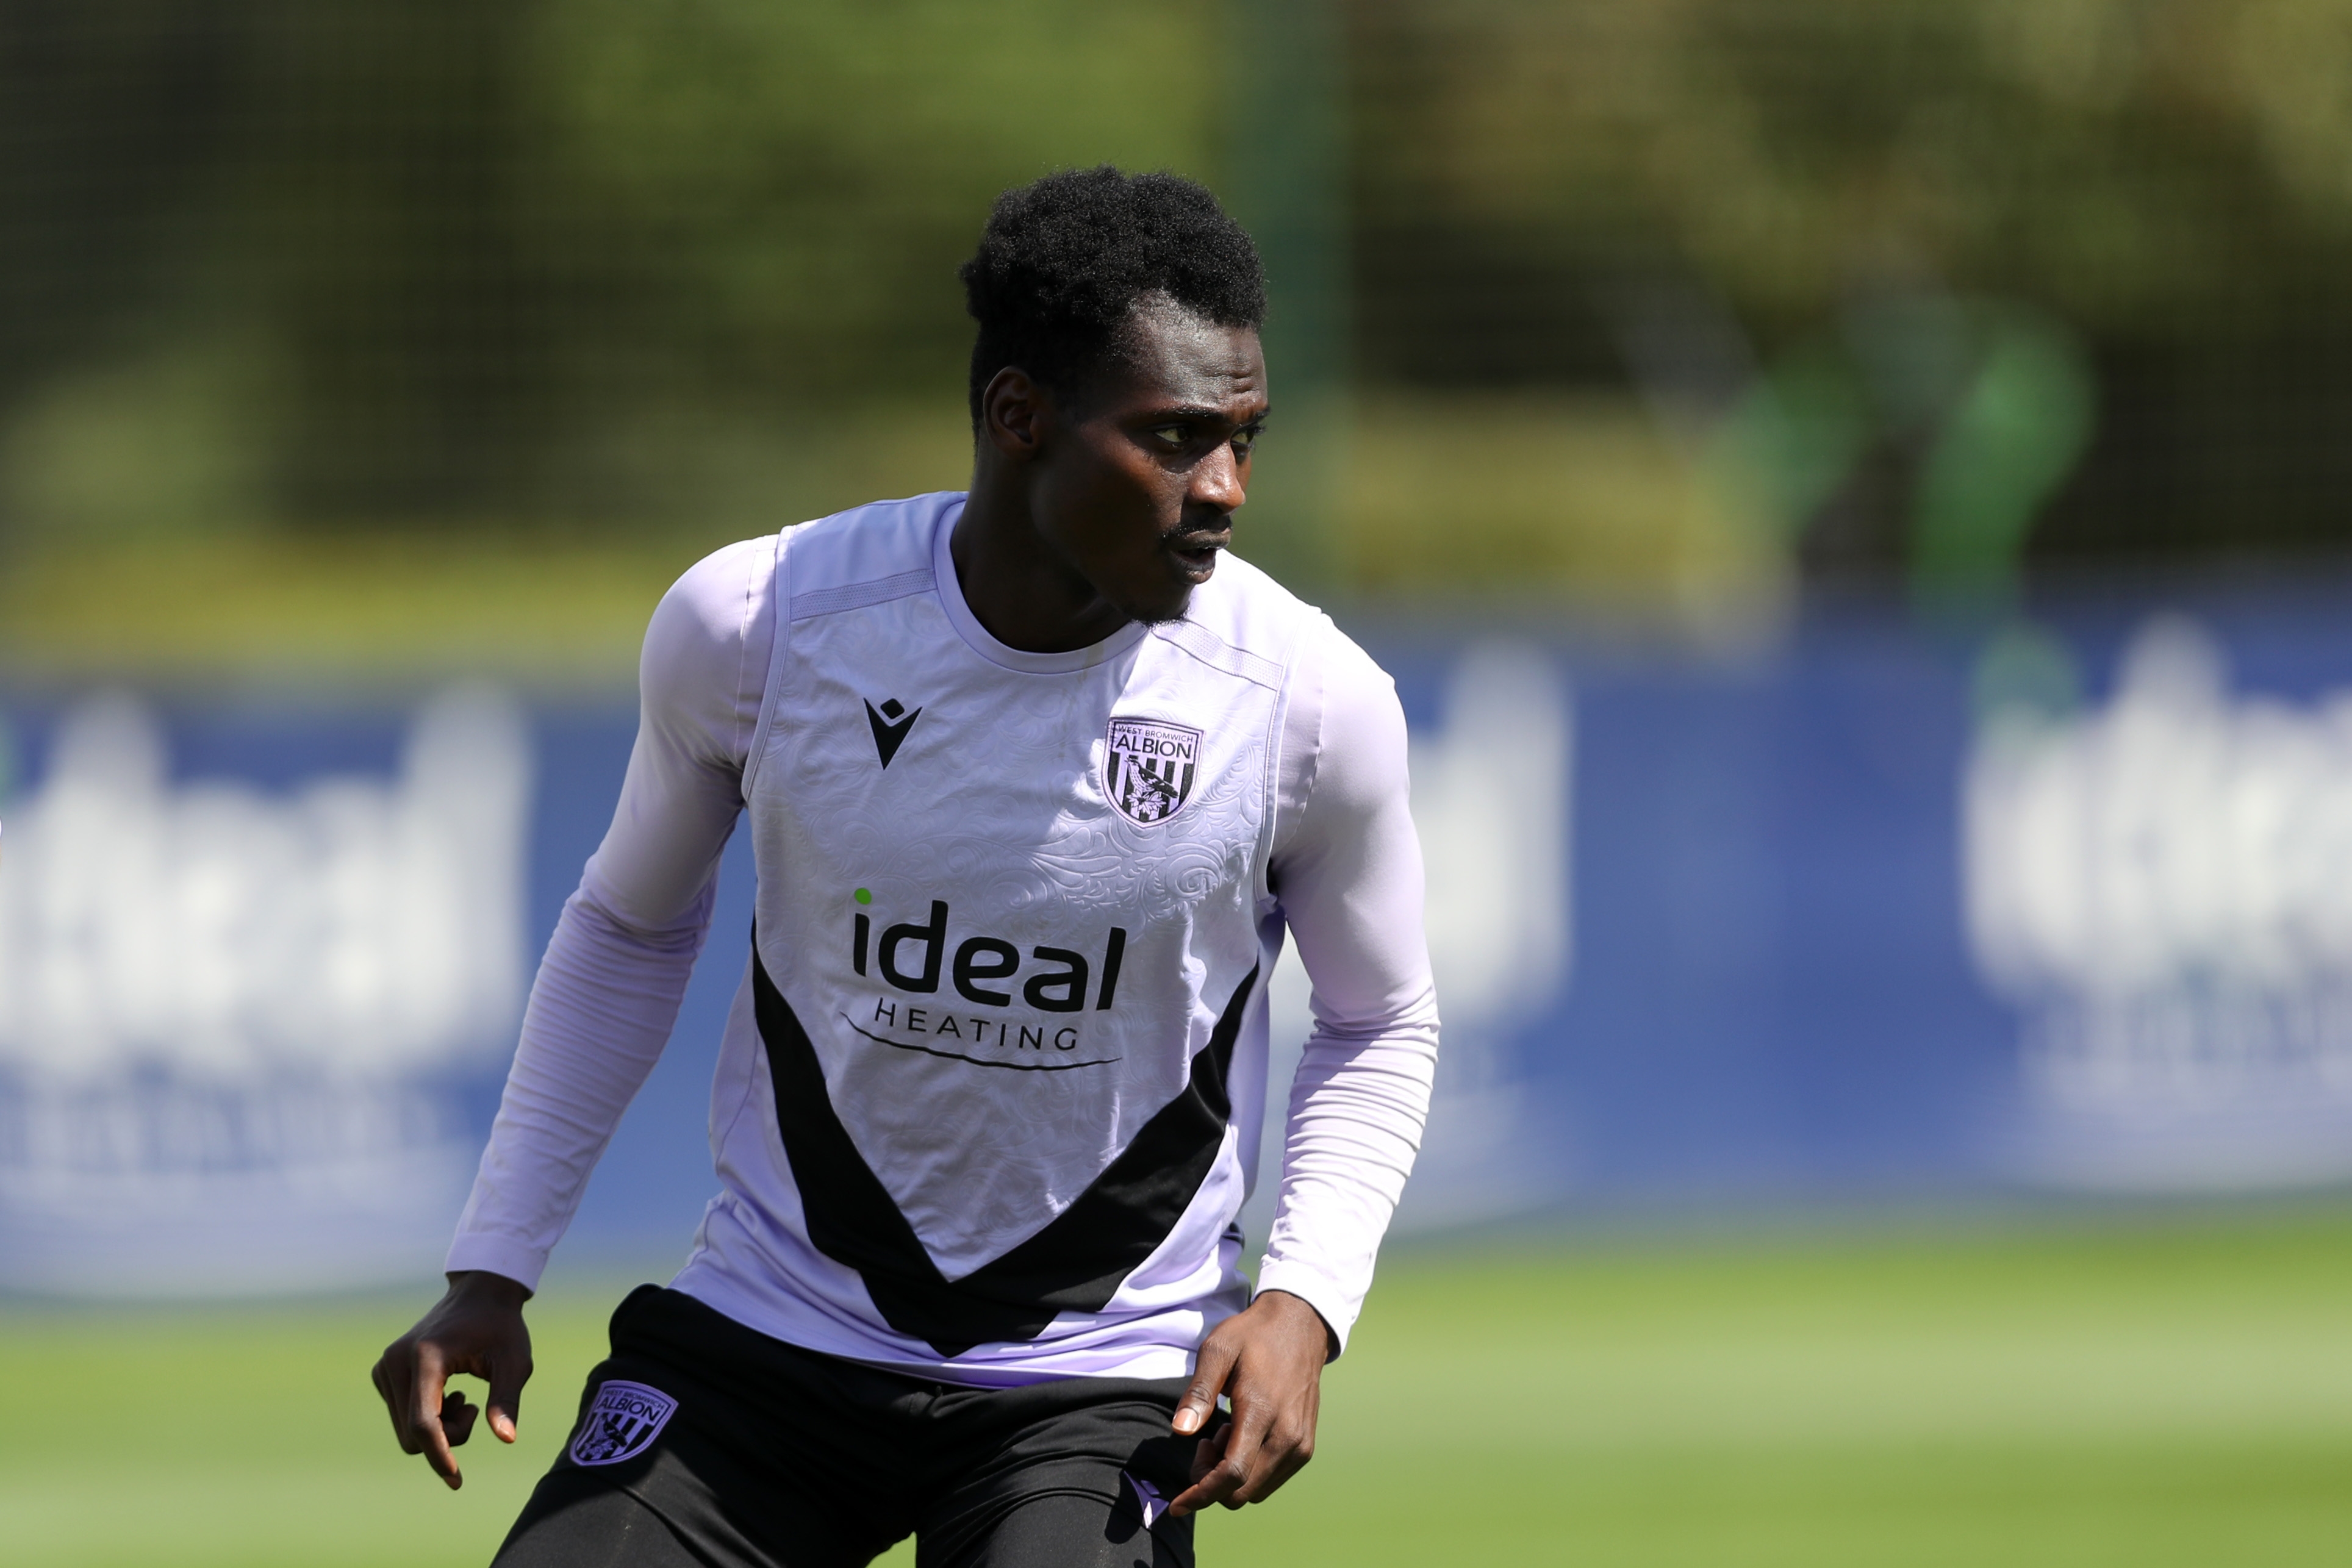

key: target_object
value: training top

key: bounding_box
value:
[447,491,1440,1384]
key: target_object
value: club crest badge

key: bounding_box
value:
[568,1380,678,1467]
[1104,717,1202,826]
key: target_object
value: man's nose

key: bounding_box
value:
[1189,440,1246,514]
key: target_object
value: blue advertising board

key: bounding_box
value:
[6,582,2352,1294]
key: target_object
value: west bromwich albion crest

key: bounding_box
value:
[1104,717,1202,826]
[568,1380,678,1467]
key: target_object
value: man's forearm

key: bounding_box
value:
[1253,1026,1438,1356]
[444,881,714,1287]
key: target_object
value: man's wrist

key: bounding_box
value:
[446,1269,532,1308]
[1253,1287,1339,1361]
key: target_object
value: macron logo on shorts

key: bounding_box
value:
[569,1380,678,1466]
[1124,1472,1167,1530]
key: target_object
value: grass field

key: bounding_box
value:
[7,1211,2352,1566]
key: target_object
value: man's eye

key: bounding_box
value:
[1232,428,1260,456]
[1150,425,1190,449]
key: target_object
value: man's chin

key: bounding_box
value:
[1114,569,1203,628]
[1144,554,1222,623]
[1133,590,1195,628]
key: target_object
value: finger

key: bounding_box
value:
[1236,1383,1321,1505]
[1174,1414,1232,1514]
[1230,1415,1312,1505]
[486,1353,530,1444]
[1172,1335,1239,1437]
[445,1390,480,1448]
[371,1354,405,1447]
[1168,1454,1244,1518]
[1171,1402,1271,1518]
[1168,1444,1230,1517]
[410,1345,462,1490]
[1257,1386,1320,1496]
[377,1347,421,1453]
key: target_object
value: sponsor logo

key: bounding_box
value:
[1105,717,1200,825]
[568,1380,677,1467]
[0,687,531,1294]
[845,1000,1116,1070]
[851,893,1125,1011]
[845,891,1128,1069]
[864,697,921,768]
[1124,1472,1168,1530]
[1967,617,2352,1184]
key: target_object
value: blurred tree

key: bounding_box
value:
[0,0,543,533]
[1349,0,2352,571]
[9,0,2352,578]
[1353,0,2352,349]
[0,1,245,437]
[514,0,1216,526]
[0,0,1215,537]
[1222,0,1350,590]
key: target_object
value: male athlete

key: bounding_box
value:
[373,166,1439,1567]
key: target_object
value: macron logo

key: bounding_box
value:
[1124,1472,1166,1530]
[864,697,922,768]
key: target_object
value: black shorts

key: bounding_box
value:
[493,1286,1204,1568]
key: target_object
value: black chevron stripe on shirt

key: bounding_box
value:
[750,942,1258,1357]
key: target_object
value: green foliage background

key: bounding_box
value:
[9,0,2352,660]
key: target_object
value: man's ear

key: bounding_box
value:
[981,367,1050,461]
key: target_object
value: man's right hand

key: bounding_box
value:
[371,1270,534,1491]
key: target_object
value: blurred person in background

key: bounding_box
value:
[370,166,1439,1567]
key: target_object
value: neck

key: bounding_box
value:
[950,468,1130,654]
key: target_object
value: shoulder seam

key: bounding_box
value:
[740,525,800,800]
[1272,616,1333,863]
[1150,618,1286,691]
[787,567,936,623]
[730,535,768,762]
[1256,612,1329,905]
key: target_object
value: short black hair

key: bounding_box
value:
[959,166,1266,426]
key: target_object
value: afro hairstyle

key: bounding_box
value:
[959,166,1266,426]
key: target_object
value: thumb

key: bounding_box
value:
[1173,1333,1239,1437]
[486,1355,529,1445]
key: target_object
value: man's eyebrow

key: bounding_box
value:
[1142,404,1271,424]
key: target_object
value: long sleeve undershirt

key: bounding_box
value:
[448,532,1438,1355]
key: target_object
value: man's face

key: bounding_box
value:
[1028,301,1268,625]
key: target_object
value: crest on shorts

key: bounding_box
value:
[1104,717,1202,826]
[568,1379,678,1467]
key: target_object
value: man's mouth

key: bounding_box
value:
[1167,532,1228,577]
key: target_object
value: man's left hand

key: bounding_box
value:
[1166,1287,1336,1517]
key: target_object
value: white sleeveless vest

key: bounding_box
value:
[671,492,1319,1380]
